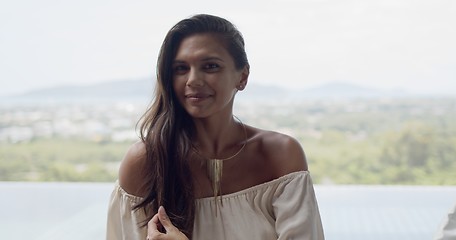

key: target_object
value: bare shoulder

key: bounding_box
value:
[252,128,308,178]
[118,141,148,197]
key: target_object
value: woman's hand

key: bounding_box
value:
[147,206,189,240]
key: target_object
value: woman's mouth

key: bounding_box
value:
[185,93,211,102]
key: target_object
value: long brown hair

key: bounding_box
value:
[134,14,249,237]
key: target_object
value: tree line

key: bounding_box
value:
[1,97,455,184]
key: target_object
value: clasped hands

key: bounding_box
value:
[147,206,189,240]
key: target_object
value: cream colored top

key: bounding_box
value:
[106,171,325,240]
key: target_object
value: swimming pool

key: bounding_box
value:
[1,182,455,240]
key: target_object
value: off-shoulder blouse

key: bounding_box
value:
[106,171,325,240]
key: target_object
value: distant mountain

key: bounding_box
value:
[7,79,292,103]
[19,78,154,98]
[2,79,414,104]
[4,79,154,104]
[237,83,289,102]
[297,82,407,99]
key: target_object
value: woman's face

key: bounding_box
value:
[172,33,248,119]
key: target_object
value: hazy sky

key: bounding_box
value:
[1,0,455,96]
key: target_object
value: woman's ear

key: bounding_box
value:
[237,66,249,91]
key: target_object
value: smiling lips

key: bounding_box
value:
[185,93,212,102]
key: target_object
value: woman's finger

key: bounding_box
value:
[157,206,177,233]
[148,214,159,231]
[147,214,161,239]
[147,206,188,240]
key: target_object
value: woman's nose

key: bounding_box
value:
[186,69,204,87]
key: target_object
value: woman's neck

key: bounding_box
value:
[192,114,244,159]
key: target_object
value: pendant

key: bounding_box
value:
[206,159,223,214]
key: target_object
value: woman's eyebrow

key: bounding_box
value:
[173,56,224,64]
[201,57,224,62]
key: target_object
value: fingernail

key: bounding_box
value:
[159,206,166,215]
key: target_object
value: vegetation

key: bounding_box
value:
[1,97,455,184]
[0,139,130,181]
[239,97,456,185]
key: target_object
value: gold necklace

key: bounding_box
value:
[193,116,247,212]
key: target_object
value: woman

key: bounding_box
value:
[107,14,324,240]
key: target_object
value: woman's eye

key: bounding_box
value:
[204,63,220,71]
[173,65,188,74]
